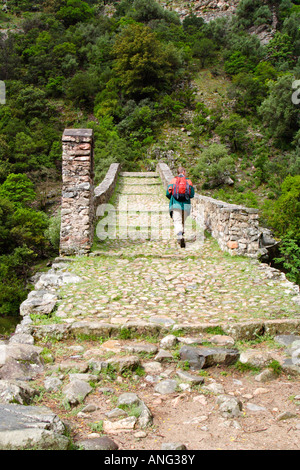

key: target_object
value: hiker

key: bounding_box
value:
[166,166,195,248]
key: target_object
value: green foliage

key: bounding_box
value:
[270,175,300,236]
[192,38,217,68]
[44,211,61,251]
[258,74,300,143]
[56,0,94,27]
[215,114,249,152]
[112,23,182,98]
[192,143,235,188]
[274,233,300,284]
[0,173,36,205]
[267,32,295,68]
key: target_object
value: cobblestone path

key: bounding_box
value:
[56,172,300,327]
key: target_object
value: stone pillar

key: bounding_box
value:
[60,129,94,256]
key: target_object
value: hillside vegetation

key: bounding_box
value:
[0,0,299,318]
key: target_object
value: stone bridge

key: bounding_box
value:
[60,128,274,259]
[2,129,300,450]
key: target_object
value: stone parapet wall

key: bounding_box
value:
[156,162,264,258]
[60,129,94,256]
[157,162,174,190]
[94,163,120,209]
[191,194,261,257]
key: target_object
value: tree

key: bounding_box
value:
[192,38,217,68]
[215,114,249,152]
[56,0,94,27]
[192,143,235,188]
[267,32,295,67]
[258,74,300,143]
[112,23,181,98]
[270,175,300,236]
[0,173,36,205]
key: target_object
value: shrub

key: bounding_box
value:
[192,143,235,187]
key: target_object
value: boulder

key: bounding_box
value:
[0,404,69,450]
[19,290,58,317]
[75,437,118,450]
[179,345,239,369]
[0,380,39,405]
[62,379,93,406]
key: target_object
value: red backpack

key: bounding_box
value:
[172,176,190,201]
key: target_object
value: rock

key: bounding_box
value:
[160,335,178,349]
[154,349,174,362]
[70,321,118,339]
[255,369,277,382]
[179,346,205,370]
[276,411,297,421]
[161,442,187,450]
[20,290,58,317]
[239,349,276,368]
[202,382,225,395]
[291,348,300,365]
[106,355,141,373]
[134,431,147,438]
[224,321,264,341]
[34,271,82,290]
[62,379,93,406]
[0,380,39,405]
[210,335,235,346]
[68,373,99,383]
[274,334,300,347]
[217,395,243,418]
[81,404,97,413]
[179,345,239,370]
[143,361,163,374]
[117,393,140,408]
[51,359,89,373]
[0,404,69,450]
[282,358,300,375]
[138,401,153,429]
[176,370,204,385]
[76,437,118,450]
[32,323,70,341]
[246,403,267,412]
[103,416,137,434]
[149,317,175,327]
[106,408,128,420]
[123,342,158,355]
[9,333,34,345]
[0,343,44,381]
[117,393,153,428]
[154,379,178,395]
[44,377,63,392]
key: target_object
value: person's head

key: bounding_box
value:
[177,166,186,176]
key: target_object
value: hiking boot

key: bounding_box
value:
[177,232,183,245]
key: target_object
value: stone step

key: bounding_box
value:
[119,180,161,186]
[120,172,159,177]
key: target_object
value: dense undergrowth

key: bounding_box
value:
[0,0,299,317]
